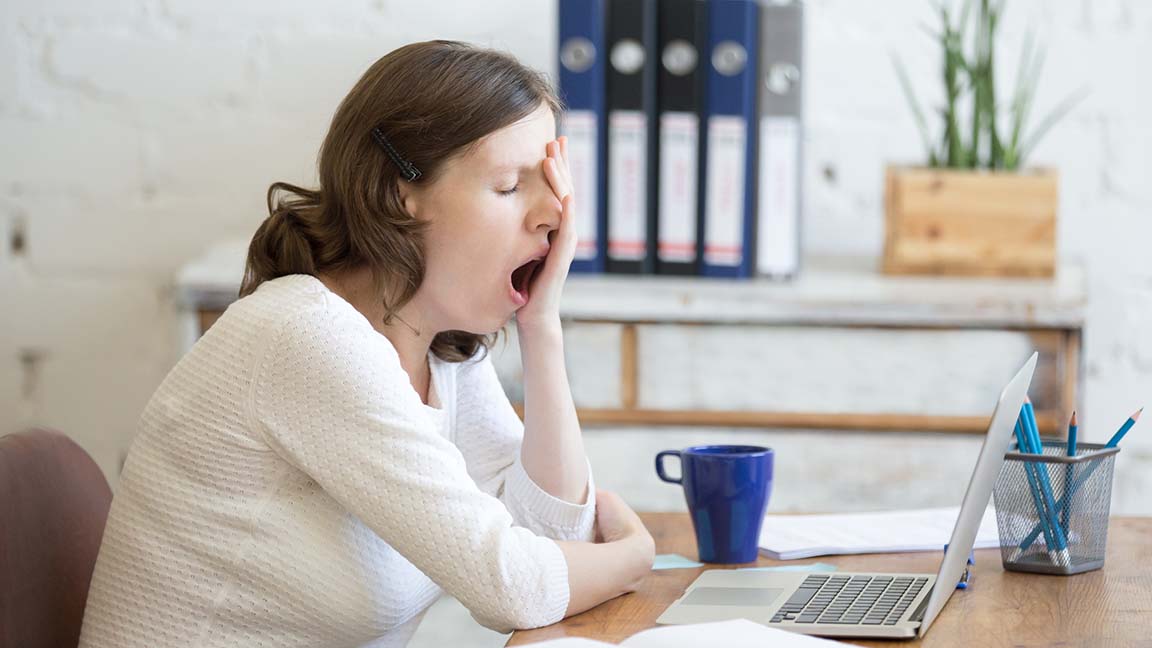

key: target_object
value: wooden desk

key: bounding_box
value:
[508,513,1152,647]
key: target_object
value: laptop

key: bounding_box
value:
[655,352,1037,640]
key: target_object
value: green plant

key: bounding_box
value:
[893,0,1087,171]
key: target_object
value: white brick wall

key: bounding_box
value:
[3,0,1152,516]
[801,0,1152,514]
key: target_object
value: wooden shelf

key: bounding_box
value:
[179,239,1086,436]
[177,241,1086,329]
[513,406,1060,435]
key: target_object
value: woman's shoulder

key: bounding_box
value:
[227,274,400,363]
[238,273,330,312]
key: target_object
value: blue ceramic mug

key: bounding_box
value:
[656,445,774,563]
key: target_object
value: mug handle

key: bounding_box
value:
[656,450,683,484]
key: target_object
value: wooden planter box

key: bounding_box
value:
[883,166,1058,278]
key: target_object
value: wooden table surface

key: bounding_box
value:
[508,512,1152,647]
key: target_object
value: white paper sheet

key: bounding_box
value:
[758,507,999,560]
[521,619,858,647]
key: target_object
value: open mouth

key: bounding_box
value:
[510,258,544,304]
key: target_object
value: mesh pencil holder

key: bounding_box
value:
[993,439,1119,575]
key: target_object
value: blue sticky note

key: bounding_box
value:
[652,554,705,570]
[738,562,839,573]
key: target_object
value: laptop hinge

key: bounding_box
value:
[909,586,933,623]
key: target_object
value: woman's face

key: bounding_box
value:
[403,102,562,334]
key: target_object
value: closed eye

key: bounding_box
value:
[497,185,519,196]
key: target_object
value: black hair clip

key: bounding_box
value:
[370,127,422,182]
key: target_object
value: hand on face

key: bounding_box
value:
[515,136,576,332]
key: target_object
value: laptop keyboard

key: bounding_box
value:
[769,574,929,626]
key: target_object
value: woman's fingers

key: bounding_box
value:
[545,138,573,201]
[559,194,577,255]
[543,157,561,198]
[545,160,577,255]
[555,137,572,189]
[544,156,571,203]
[531,194,575,289]
[560,194,574,228]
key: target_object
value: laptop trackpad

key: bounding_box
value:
[680,587,784,607]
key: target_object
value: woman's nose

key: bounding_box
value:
[527,189,562,233]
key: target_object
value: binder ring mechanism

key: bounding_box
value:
[610,39,645,75]
[561,37,596,73]
[661,39,698,76]
[765,63,801,96]
[711,41,747,77]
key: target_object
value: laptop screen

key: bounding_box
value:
[919,353,1036,634]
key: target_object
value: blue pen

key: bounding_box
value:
[1061,411,1077,531]
[1016,407,1142,556]
[944,543,974,589]
[1023,399,1070,563]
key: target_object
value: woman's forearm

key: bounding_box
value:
[556,536,651,616]
[518,318,589,504]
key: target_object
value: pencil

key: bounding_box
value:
[1018,407,1143,557]
[1023,398,1070,563]
[1106,408,1142,448]
[1012,407,1066,566]
[1061,411,1077,532]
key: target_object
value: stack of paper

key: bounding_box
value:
[522,619,859,647]
[758,507,999,560]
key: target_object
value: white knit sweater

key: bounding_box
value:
[79,274,597,647]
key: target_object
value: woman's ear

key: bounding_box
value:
[398,181,419,218]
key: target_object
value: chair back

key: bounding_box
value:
[0,429,112,648]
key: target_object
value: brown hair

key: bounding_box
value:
[240,40,561,361]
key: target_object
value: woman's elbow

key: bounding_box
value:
[470,596,564,634]
[458,527,573,632]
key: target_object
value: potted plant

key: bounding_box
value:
[883,0,1086,278]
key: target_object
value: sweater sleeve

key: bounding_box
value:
[248,302,570,633]
[453,352,597,543]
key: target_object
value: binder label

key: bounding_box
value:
[560,110,599,261]
[658,112,699,262]
[758,116,801,276]
[608,110,647,261]
[704,115,747,267]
